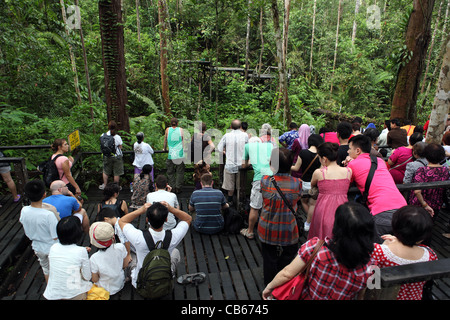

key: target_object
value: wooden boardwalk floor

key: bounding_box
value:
[1,185,450,300]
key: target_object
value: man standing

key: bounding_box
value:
[100,120,124,190]
[43,180,89,233]
[346,135,407,242]
[240,136,274,239]
[217,119,249,204]
[278,122,299,149]
[188,173,229,235]
[164,117,185,194]
[146,175,179,230]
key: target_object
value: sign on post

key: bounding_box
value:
[68,130,80,151]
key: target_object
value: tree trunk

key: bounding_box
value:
[330,0,342,94]
[136,0,141,43]
[424,0,450,101]
[99,0,130,132]
[74,0,95,133]
[245,0,252,80]
[390,0,436,123]
[351,0,360,47]
[158,0,171,116]
[257,6,264,76]
[425,35,450,144]
[309,0,316,74]
[271,0,291,125]
[60,0,82,104]
[421,0,443,95]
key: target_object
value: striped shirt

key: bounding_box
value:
[257,173,302,246]
[189,187,227,234]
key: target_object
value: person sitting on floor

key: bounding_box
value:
[119,202,192,291]
[146,174,179,230]
[44,180,89,233]
[188,173,229,235]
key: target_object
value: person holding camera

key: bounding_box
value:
[146,175,179,230]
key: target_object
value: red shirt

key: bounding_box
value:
[299,237,374,300]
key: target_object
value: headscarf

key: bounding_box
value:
[297,124,311,150]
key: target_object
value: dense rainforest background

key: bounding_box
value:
[1,0,449,188]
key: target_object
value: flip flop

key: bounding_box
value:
[177,272,206,285]
[240,228,254,239]
[13,194,21,203]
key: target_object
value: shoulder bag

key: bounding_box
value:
[272,239,325,300]
[269,176,303,230]
[356,155,378,210]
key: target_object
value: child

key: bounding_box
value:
[89,222,129,295]
[43,216,92,300]
[19,179,59,283]
[193,160,211,190]
[130,164,154,209]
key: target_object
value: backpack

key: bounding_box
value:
[38,154,65,187]
[100,133,116,156]
[136,230,173,299]
[223,206,244,234]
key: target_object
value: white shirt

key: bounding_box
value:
[90,243,127,295]
[217,129,249,173]
[19,206,59,254]
[123,221,189,288]
[146,190,179,230]
[43,243,92,300]
[133,141,154,168]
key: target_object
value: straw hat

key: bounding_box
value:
[89,222,115,249]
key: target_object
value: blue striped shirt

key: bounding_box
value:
[189,187,227,234]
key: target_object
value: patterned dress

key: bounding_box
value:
[371,243,438,300]
[409,166,450,213]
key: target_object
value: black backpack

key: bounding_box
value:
[100,133,116,156]
[223,206,244,234]
[99,199,124,217]
[136,230,173,299]
[38,154,65,187]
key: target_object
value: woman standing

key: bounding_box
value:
[262,202,375,300]
[132,132,154,181]
[51,138,81,196]
[291,134,323,231]
[308,142,352,240]
[290,124,311,178]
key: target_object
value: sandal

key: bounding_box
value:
[240,228,254,239]
[13,194,22,203]
[177,272,206,285]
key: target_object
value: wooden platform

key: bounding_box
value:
[1,185,450,300]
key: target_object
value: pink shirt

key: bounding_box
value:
[347,153,406,215]
[52,154,72,185]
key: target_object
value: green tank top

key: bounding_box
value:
[167,127,184,160]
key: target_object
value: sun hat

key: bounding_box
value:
[89,222,115,249]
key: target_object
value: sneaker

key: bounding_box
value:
[304,222,310,232]
[99,184,105,190]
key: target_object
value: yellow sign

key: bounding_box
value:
[68,130,80,151]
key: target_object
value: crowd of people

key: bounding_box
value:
[13,115,450,300]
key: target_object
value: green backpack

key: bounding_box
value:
[136,230,173,299]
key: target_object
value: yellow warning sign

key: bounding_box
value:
[68,130,80,151]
